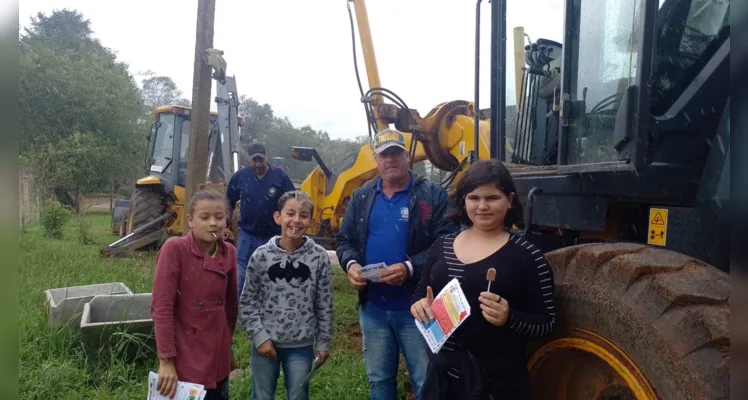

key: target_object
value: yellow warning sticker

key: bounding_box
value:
[648,208,668,246]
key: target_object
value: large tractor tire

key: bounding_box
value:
[127,187,167,235]
[529,243,729,400]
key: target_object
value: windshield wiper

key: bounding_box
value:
[161,157,172,172]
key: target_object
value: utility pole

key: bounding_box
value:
[183,0,216,234]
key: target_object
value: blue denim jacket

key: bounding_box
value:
[335,174,459,307]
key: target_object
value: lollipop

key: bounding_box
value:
[486,268,496,292]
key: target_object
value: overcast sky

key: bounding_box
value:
[20,0,563,140]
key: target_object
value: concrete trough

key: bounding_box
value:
[45,282,133,327]
[80,293,155,354]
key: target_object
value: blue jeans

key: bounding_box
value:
[250,345,314,400]
[359,304,430,400]
[237,230,271,299]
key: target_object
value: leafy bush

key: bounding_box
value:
[75,216,94,244]
[40,199,72,238]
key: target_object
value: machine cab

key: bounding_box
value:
[499,0,730,269]
[510,0,730,170]
[146,105,219,189]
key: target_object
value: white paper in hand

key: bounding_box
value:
[359,262,388,282]
[147,371,207,400]
[300,356,323,387]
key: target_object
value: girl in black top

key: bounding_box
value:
[411,160,557,400]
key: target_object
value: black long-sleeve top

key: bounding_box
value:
[413,231,557,385]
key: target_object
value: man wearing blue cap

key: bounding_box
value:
[227,141,295,298]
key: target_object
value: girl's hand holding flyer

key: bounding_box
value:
[414,278,471,353]
[148,371,207,400]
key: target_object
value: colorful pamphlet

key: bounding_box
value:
[415,278,471,353]
[147,371,207,400]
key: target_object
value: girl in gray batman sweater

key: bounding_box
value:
[239,191,333,400]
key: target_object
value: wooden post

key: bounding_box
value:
[182,0,216,234]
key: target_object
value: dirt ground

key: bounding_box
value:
[81,195,113,213]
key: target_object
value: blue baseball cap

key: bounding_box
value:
[247,142,267,160]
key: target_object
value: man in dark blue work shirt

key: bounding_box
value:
[336,129,458,400]
[227,142,295,297]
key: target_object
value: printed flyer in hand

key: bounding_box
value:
[147,371,207,400]
[359,262,388,282]
[415,278,471,353]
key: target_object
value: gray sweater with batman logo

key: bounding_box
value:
[239,236,334,351]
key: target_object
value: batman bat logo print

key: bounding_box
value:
[267,260,312,283]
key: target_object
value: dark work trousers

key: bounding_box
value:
[204,377,229,400]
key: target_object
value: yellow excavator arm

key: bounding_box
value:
[297,102,496,238]
[296,132,423,237]
[297,0,513,239]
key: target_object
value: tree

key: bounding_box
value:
[21,9,126,75]
[238,95,275,143]
[27,132,116,211]
[141,76,190,109]
[19,9,146,201]
[235,96,367,182]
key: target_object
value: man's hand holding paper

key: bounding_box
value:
[358,262,386,282]
[347,263,368,289]
[380,263,408,285]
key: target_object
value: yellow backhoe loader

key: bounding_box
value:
[102,54,243,257]
[294,0,731,398]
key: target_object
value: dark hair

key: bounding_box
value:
[277,190,314,214]
[188,189,228,215]
[447,160,523,227]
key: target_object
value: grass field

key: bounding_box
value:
[20,213,413,399]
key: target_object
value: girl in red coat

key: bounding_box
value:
[151,190,238,400]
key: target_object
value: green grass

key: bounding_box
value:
[20,213,414,399]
